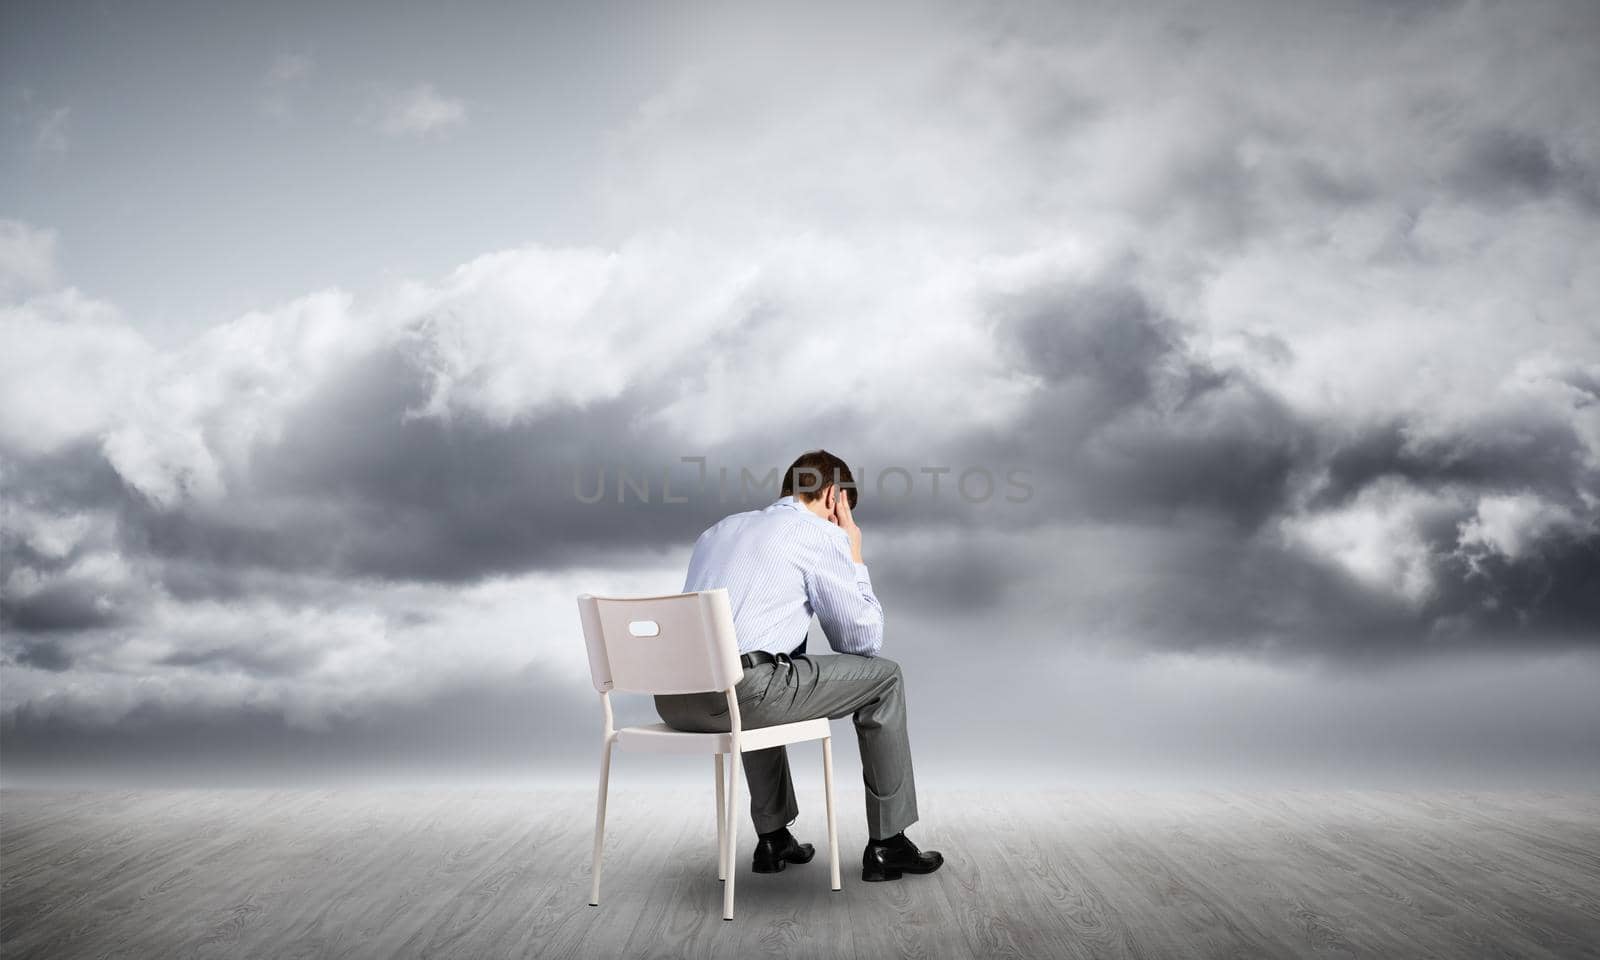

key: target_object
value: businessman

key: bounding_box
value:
[655,450,943,883]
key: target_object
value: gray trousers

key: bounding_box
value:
[654,652,919,841]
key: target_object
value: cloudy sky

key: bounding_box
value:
[3,0,1598,789]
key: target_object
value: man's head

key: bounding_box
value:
[781,449,858,510]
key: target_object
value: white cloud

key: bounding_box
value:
[102,288,371,508]
[1277,477,1450,607]
[0,288,153,458]
[74,230,1020,508]
[0,504,96,562]
[375,82,467,137]
[1456,493,1584,564]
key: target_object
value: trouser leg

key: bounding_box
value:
[654,652,920,840]
[653,672,798,836]
[742,653,919,840]
[741,745,799,835]
[837,659,919,840]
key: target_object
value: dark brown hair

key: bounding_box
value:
[780,449,858,509]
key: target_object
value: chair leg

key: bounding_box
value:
[714,753,727,881]
[822,735,841,891]
[723,751,740,920]
[589,737,614,906]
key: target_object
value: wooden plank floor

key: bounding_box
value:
[2,788,1597,959]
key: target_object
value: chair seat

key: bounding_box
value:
[615,717,831,755]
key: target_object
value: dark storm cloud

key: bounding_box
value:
[973,269,1316,533]
[5,258,1592,684]
[1451,128,1600,211]
[1000,275,1176,403]
[13,639,72,672]
[1,443,141,643]
[0,304,856,677]
[111,345,741,593]
[869,531,1033,617]
[1065,522,1422,659]
[0,580,122,633]
[157,642,323,678]
[1291,158,1381,208]
[302,253,1576,665]
[90,286,979,602]
[1310,405,1598,512]
[0,441,127,515]
[872,265,1600,657]
[1422,507,1600,642]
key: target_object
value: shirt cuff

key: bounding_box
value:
[853,562,872,585]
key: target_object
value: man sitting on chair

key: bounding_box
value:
[654,449,944,883]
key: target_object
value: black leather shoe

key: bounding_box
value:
[752,826,815,873]
[862,831,944,881]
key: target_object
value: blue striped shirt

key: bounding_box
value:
[683,496,884,657]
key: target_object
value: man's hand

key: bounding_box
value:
[830,486,864,564]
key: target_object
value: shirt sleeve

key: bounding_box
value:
[803,528,885,657]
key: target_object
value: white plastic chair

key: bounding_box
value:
[577,588,841,920]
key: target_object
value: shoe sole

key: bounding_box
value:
[752,851,815,873]
[862,861,943,882]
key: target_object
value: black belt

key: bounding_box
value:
[740,646,806,669]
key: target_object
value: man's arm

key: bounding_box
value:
[804,522,884,658]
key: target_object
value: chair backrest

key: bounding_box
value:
[577,589,743,695]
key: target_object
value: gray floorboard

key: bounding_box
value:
[2,788,1597,959]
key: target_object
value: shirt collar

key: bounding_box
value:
[774,496,837,530]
